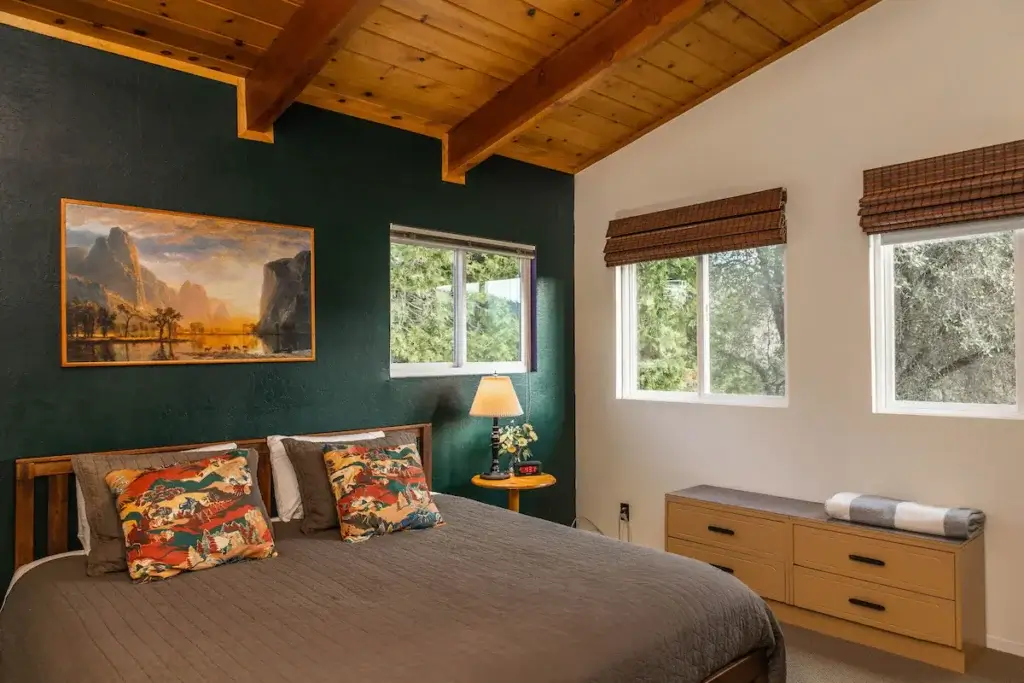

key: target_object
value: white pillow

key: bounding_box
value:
[75,442,238,554]
[268,431,385,521]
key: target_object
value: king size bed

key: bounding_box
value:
[2,424,784,683]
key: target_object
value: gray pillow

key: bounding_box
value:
[283,432,418,534]
[71,447,268,576]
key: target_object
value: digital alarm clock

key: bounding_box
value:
[514,460,543,477]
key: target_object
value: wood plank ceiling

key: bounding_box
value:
[0,0,881,181]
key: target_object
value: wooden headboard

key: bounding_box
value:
[13,422,432,569]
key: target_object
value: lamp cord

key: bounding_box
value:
[571,516,606,536]
[525,370,532,422]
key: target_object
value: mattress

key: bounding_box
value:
[1,494,784,683]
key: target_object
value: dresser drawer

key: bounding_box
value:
[667,503,787,559]
[793,566,956,646]
[666,538,786,602]
[794,525,955,600]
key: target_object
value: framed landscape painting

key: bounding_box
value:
[61,199,315,367]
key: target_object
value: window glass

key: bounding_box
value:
[389,229,534,377]
[466,252,523,363]
[389,243,454,364]
[892,232,1014,405]
[622,246,787,404]
[708,246,786,396]
[635,257,699,392]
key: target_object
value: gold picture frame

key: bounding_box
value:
[61,198,316,367]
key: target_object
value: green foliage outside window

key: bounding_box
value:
[636,246,785,396]
[390,244,454,364]
[390,243,523,366]
[893,232,1015,404]
[636,258,698,392]
[636,232,1018,405]
[466,252,522,363]
[708,246,786,396]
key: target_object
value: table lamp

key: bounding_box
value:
[470,375,523,480]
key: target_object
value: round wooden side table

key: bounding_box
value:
[471,473,556,512]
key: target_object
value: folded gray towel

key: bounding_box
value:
[825,492,985,539]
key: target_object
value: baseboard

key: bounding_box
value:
[987,635,1024,658]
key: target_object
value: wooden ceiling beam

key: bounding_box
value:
[441,0,709,182]
[237,0,382,142]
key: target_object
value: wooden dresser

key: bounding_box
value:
[665,486,986,672]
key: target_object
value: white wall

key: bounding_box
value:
[575,0,1024,656]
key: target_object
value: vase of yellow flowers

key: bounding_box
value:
[499,421,539,472]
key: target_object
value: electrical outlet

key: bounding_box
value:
[619,502,630,522]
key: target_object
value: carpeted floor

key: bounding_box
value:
[785,626,1024,682]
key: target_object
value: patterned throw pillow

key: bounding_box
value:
[105,451,277,582]
[323,441,443,543]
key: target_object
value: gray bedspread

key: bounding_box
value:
[1,494,784,683]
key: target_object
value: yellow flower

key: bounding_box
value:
[508,445,517,453]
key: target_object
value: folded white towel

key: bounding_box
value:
[824,492,984,539]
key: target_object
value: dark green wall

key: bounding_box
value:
[0,26,575,585]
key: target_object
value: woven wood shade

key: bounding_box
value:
[604,188,787,267]
[860,140,1024,234]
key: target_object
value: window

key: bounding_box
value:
[619,245,787,405]
[871,217,1022,418]
[390,226,534,377]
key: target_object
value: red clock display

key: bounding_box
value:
[514,461,542,476]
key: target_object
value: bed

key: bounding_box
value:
[2,424,783,683]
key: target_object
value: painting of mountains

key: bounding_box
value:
[61,199,315,367]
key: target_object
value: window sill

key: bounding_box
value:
[390,362,528,379]
[875,403,1021,420]
[621,390,788,408]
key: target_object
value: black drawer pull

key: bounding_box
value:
[849,598,886,612]
[710,564,734,574]
[707,525,735,536]
[849,554,886,567]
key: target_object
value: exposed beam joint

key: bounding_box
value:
[238,0,382,141]
[441,0,708,182]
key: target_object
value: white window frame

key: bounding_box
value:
[389,226,534,378]
[870,216,1024,419]
[617,249,788,408]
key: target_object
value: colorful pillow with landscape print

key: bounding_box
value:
[105,451,277,582]
[323,441,443,543]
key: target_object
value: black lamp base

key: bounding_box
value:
[480,417,510,481]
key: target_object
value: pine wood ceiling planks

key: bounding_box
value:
[729,0,818,42]
[447,0,583,49]
[345,29,506,97]
[697,2,787,58]
[2,0,260,73]
[200,0,297,29]
[668,22,759,74]
[362,6,526,82]
[0,0,885,178]
[108,0,281,49]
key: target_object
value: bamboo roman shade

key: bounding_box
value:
[604,188,787,267]
[860,140,1024,234]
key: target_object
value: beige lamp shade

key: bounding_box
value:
[469,376,523,418]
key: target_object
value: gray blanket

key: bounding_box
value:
[1,494,784,683]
